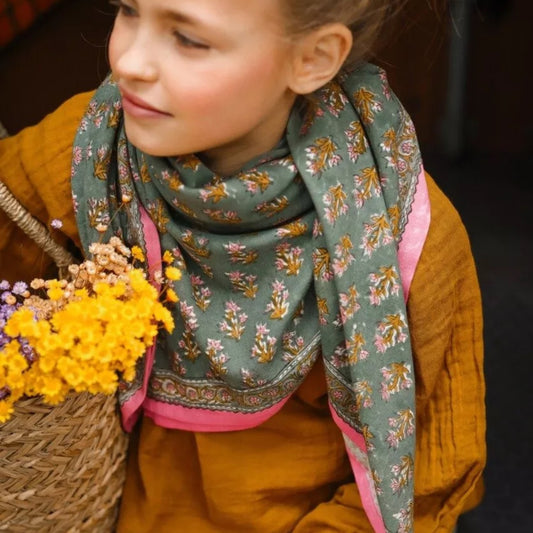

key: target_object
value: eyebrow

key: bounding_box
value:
[159,8,214,30]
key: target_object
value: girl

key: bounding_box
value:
[0,0,485,531]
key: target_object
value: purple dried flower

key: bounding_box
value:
[1,291,14,303]
[50,219,63,229]
[0,280,10,291]
[12,281,28,295]
[0,331,9,347]
[0,290,36,365]
[20,339,36,363]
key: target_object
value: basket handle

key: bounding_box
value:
[0,122,76,269]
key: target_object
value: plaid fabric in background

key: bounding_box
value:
[0,0,63,48]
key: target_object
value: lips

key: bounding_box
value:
[119,88,171,118]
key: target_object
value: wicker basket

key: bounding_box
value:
[0,393,128,532]
[0,122,129,532]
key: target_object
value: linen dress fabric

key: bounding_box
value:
[70,64,425,532]
[0,88,485,532]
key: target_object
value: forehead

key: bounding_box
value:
[139,0,287,33]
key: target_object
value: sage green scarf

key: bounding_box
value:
[72,63,419,532]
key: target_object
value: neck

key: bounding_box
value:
[200,91,296,176]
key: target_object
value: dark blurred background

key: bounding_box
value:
[1,0,532,531]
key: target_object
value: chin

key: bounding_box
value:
[124,131,197,159]
[126,134,170,157]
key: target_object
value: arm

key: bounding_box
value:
[0,92,93,282]
[293,174,486,532]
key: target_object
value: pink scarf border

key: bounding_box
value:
[398,167,431,301]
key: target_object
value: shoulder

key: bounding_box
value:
[408,172,482,401]
[0,91,95,184]
[416,173,479,297]
[0,91,95,276]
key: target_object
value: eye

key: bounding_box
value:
[173,31,210,50]
[109,0,137,17]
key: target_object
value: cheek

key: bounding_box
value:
[107,20,132,74]
[174,54,285,117]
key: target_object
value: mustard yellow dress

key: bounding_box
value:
[0,93,485,532]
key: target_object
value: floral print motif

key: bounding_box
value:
[241,368,267,388]
[190,275,211,311]
[361,213,394,257]
[386,409,415,449]
[203,208,241,224]
[391,455,414,494]
[205,338,229,379]
[346,120,368,163]
[353,167,381,208]
[320,80,349,117]
[282,331,305,362]
[276,219,308,239]
[160,169,183,191]
[199,179,228,203]
[219,301,247,340]
[254,196,289,217]
[265,280,290,320]
[339,284,361,323]
[305,137,342,176]
[87,198,110,230]
[93,145,111,180]
[251,323,277,363]
[312,248,334,282]
[323,183,349,225]
[146,199,170,233]
[353,380,374,410]
[238,170,272,194]
[374,313,408,353]
[224,241,258,265]
[226,271,258,299]
[380,362,413,401]
[332,234,356,277]
[353,87,382,124]
[177,154,202,171]
[346,329,368,363]
[274,242,304,276]
[369,266,401,306]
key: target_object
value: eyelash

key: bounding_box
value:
[173,31,209,50]
[109,0,136,17]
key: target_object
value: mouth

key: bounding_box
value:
[119,88,171,118]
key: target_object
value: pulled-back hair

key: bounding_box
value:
[281,0,406,69]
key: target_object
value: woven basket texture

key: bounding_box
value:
[0,392,129,532]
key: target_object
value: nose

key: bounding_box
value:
[111,27,158,83]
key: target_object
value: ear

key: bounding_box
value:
[288,24,353,95]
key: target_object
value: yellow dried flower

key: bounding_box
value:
[162,250,174,264]
[165,266,182,281]
[165,288,179,303]
[131,246,145,262]
[0,402,15,424]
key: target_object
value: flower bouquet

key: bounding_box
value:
[0,236,176,532]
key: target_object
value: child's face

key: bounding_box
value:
[109,0,297,175]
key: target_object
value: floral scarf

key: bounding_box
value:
[72,63,430,533]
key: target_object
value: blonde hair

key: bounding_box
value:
[281,0,406,69]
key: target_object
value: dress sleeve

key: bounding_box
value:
[0,92,93,282]
[293,174,486,532]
